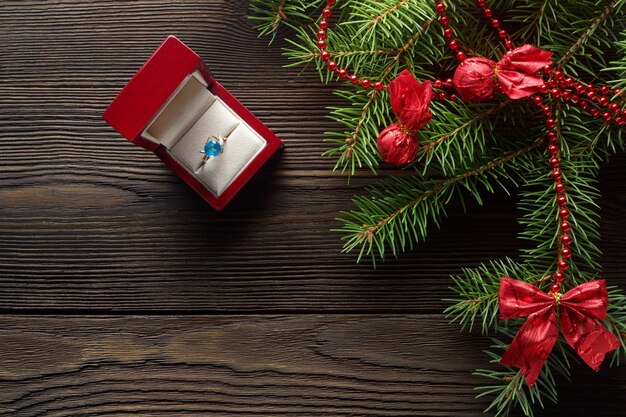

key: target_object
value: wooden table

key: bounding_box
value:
[1,1,624,416]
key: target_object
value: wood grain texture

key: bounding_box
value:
[0,1,625,416]
[0,0,624,311]
[0,315,624,417]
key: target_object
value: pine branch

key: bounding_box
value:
[445,259,547,334]
[474,336,574,417]
[557,0,621,69]
[337,138,543,262]
[249,0,325,40]
[323,88,387,174]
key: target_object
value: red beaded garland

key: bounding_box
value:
[309,0,626,293]
[314,0,388,89]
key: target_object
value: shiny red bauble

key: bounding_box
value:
[555,182,565,194]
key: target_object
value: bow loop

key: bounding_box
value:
[499,277,553,319]
[561,279,609,321]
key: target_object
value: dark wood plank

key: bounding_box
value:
[0,0,625,312]
[0,315,623,416]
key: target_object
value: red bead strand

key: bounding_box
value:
[313,0,463,102]
[314,0,386,89]
[536,96,575,290]
[434,1,467,61]
[543,75,626,126]
[474,0,513,50]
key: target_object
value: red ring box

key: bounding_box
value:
[103,36,282,211]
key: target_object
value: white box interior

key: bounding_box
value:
[143,72,267,197]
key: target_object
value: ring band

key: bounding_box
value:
[200,135,227,165]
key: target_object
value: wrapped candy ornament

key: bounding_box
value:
[377,70,433,165]
[453,44,553,101]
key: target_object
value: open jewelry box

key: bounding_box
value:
[103,36,282,211]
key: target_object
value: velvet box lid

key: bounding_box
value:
[103,36,282,211]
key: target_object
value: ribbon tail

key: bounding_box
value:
[560,306,621,371]
[498,44,553,74]
[497,70,546,100]
[500,306,558,388]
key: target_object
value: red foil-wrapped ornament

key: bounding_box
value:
[377,70,432,165]
[453,44,553,102]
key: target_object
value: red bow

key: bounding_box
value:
[453,45,553,101]
[499,277,620,387]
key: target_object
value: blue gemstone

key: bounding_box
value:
[204,139,222,157]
